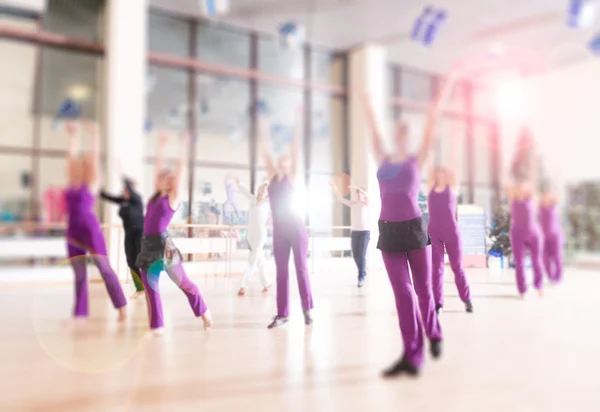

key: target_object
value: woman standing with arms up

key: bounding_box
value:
[427,134,473,314]
[362,93,442,378]
[101,177,145,299]
[331,183,370,287]
[506,127,544,298]
[539,181,563,284]
[65,122,127,322]
[135,132,211,335]
[234,176,272,296]
[261,109,314,329]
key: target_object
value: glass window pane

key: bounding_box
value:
[197,22,249,68]
[257,85,304,171]
[0,10,37,29]
[400,110,427,158]
[148,12,190,57]
[39,49,103,151]
[436,116,468,185]
[0,154,31,222]
[307,173,334,231]
[42,0,103,43]
[311,94,344,173]
[0,40,36,148]
[401,69,432,102]
[146,66,189,157]
[311,49,345,86]
[196,76,250,166]
[259,37,303,80]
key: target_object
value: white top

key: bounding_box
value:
[337,196,369,231]
[238,185,270,244]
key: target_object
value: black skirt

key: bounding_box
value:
[135,232,183,270]
[376,217,431,253]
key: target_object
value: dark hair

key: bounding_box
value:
[149,191,161,203]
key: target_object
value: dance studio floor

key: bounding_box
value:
[1,266,599,412]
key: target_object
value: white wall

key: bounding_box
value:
[523,60,600,185]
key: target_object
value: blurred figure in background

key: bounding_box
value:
[135,132,212,335]
[64,122,127,322]
[539,180,564,284]
[506,127,544,298]
[331,183,370,287]
[363,92,442,378]
[101,177,145,298]
[427,133,472,314]
[261,109,314,329]
[233,176,272,296]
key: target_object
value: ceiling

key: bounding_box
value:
[150,0,600,77]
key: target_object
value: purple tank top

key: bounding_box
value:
[428,186,458,235]
[268,176,301,225]
[144,195,176,235]
[377,156,422,222]
[540,204,559,235]
[511,197,537,232]
[65,185,98,229]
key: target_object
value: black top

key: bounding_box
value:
[101,179,144,234]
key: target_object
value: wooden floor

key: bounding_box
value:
[1,266,600,412]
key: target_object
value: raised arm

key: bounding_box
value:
[331,181,352,207]
[259,117,276,178]
[84,121,100,192]
[352,186,369,206]
[361,93,387,164]
[153,132,167,193]
[289,107,303,180]
[234,176,254,201]
[66,122,78,186]
[449,128,460,190]
[168,131,188,208]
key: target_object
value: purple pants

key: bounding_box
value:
[430,231,471,307]
[67,226,127,317]
[543,232,563,283]
[510,227,544,294]
[272,223,313,318]
[381,246,442,367]
[141,261,208,329]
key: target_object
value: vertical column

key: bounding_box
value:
[465,81,475,204]
[104,0,148,275]
[349,44,387,225]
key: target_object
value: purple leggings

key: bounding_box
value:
[430,231,471,307]
[273,224,313,318]
[67,227,127,317]
[543,232,563,283]
[141,261,208,329]
[510,227,544,294]
[381,246,442,367]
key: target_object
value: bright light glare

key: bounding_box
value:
[493,79,527,118]
[67,84,90,101]
[580,3,597,28]
[292,186,307,219]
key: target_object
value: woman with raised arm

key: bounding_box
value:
[331,183,370,287]
[64,122,127,322]
[233,176,272,296]
[100,177,145,298]
[135,132,211,335]
[261,109,314,329]
[506,127,544,298]
[539,180,563,284]
[427,132,473,314]
[362,91,443,378]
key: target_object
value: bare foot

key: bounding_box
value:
[201,310,213,330]
[62,317,87,329]
[262,284,272,293]
[518,294,527,300]
[537,289,544,298]
[118,307,127,323]
[150,327,164,337]
[237,288,245,297]
[130,291,145,300]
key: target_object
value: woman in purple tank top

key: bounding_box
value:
[539,181,563,284]
[362,94,442,378]
[427,136,473,314]
[507,127,544,298]
[260,111,313,329]
[65,122,127,322]
[135,132,211,336]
